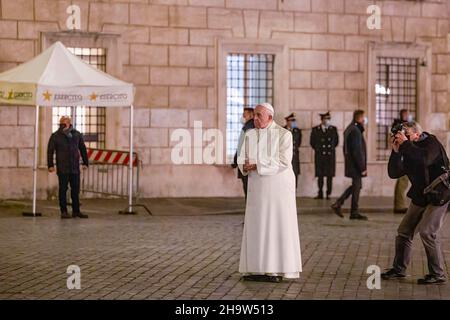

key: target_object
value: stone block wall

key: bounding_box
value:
[1,0,449,199]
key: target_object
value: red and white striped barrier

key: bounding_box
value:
[87,148,139,167]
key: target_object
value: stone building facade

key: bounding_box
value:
[0,0,449,199]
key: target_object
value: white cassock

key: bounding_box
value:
[237,120,302,279]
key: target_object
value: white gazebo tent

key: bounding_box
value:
[0,41,136,216]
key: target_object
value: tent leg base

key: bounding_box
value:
[22,212,42,217]
[118,204,152,215]
[118,210,137,215]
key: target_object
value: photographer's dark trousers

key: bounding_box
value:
[318,176,333,196]
[335,177,361,214]
[393,202,448,278]
[58,174,81,214]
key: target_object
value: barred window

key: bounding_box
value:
[226,53,274,158]
[52,47,107,149]
[375,57,417,161]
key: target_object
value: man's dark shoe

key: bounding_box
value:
[73,212,89,219]
[417,275,447,285]
[326,194,331,200]
[314,193,324,200]
[381,268,406,280]
[394,208,408,214]
[331,203,344,218]
[61,212,71,219]
[350,213,368,220]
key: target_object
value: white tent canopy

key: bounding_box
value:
[0,41,136,216]
[0,41,134,107]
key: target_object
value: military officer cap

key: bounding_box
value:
[284,112,296,121]
[319,111,331,120]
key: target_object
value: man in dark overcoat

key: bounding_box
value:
[310,112,339,199]
[232,107,255,199]
[331,110,368,221]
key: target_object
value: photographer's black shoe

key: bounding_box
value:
[350,213,368,220]
[73,212,89,219]
[331,203,344,218]
[381,268,406,280]
[61,212,71,219]
[417,275,447,285]
[314,193,324,199]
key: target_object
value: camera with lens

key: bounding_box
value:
[391,123,405,136]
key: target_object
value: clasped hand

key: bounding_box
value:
[243,163,257,172]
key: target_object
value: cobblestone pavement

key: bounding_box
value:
[1,211,450,300]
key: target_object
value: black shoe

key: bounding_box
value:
[73,212,89,218]
[314,194,324,199]
[350,213,368,220]
[331,203,344,218]
[417,275,447,285]
[381,268,406,280]
[242,275,266,282]
[61,212,71,219]
[242,275,281,283]
[394,208,408,214]
[326,194,331,200]
[267,276,282,283]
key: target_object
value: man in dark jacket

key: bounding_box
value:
[310,112,339,199]
[232,107,255,199]
[48,116,89,219]
[284,113,302,190]
[381,122,449,285]
[331,110,368,220]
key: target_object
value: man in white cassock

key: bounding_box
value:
[237,103,302,283]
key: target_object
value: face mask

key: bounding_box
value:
[240,117,246,124]
[363,117,368,125]
[291,121,298,129]
[407,115,413,122]
[59,123,67,130]
[323,119,330,127]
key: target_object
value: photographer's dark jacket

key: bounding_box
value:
[343,122,367,178]
[47,127,89,175]
[388,133,448,207]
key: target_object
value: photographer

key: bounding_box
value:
[381,122,449,285]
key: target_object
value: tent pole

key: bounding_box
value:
[129,104,133,212]
[23,104,42,217]
[119,104,138,215]
[128,104,135,214]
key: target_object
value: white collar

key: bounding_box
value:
[259,120,275,131]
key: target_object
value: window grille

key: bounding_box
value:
[226,53,274,158]
[375,56,417,161]
[52,47,107,149]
